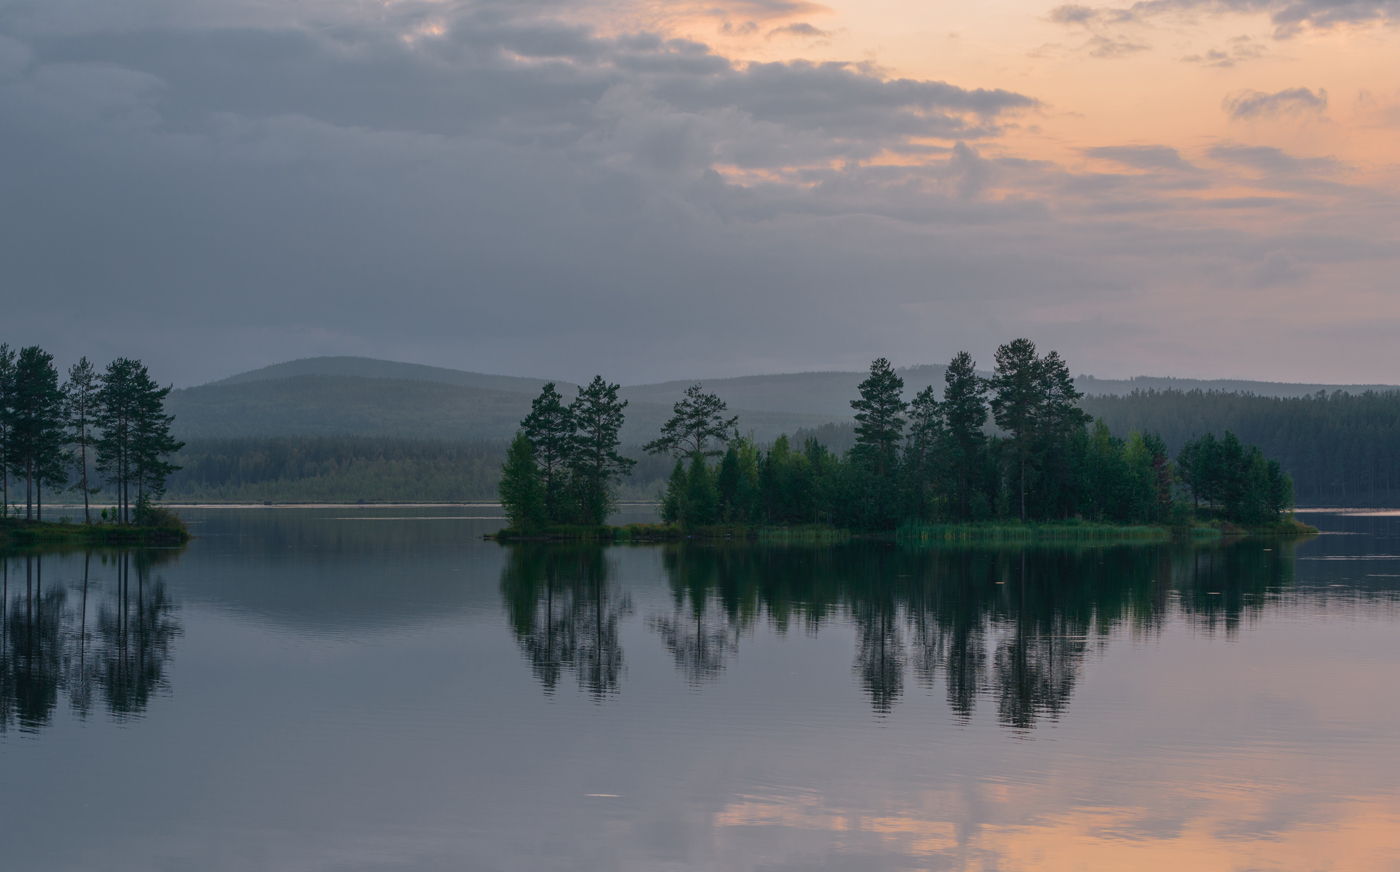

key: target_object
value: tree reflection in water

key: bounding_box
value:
[499,545,632,699]
[502,538,1296,728]
[0,549,181,733]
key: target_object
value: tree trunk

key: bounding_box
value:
[26,459,33,521]
[1020,454,1027,521]
[81,437,90,524]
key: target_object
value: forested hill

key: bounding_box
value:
[1081,389,1400,506]
[211,356,575,395]
[166,374,836,443]
[794,389,1400,507]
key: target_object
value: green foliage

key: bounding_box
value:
[1082,388,1400,506]
[660,459,686,524]
[1176,430,1294,525]
[498,432,547,533]
[685,452,719,526]
[520,382,574,523]
[567,376,636,525]
[643,384,737,458]
[166,436,507,501]
[96,358,184,523]
[7,346,67,520]
[851,357,907,476]
[643,346,1296,534]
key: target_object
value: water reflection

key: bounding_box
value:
[0,550,182,732]
[499,545,632,699]
[502,538,1301,728]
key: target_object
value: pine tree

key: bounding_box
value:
[904,385,944,519]
[851,358,907,478]
[941,351,988,520]
[498,432,547,533]
[988,339,1042,521]
[0,344,14,517]
[9,347,67,520]
[660,458,687,524]
[685,452,719,526]
[568,376,635,525]
[131,364,184,518]
[644,384,738,459]
[520,383,575,523]
[65,357,101,524]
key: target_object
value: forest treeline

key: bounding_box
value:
[1082,389,1400,506]
[502,340,1298,532]
[0,345,183,525]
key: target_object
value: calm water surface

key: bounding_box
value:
[2,507,1399,871]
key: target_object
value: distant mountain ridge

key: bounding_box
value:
[178,356,1398,442]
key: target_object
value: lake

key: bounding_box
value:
[2,507,1398,871]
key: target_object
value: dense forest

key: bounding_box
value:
[503,341,1299,533]
[1082,389,1400,506]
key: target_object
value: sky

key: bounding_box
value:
[1,0,1397,387]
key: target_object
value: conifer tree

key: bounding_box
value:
[685,452,719,526]
[989,339,1041,521]
[97,358,182,523]
[903,385,944,518]
[65,357,101,523]
[568,376,635,525]
[644,384,738,459]
[660,458,687,524]
[97,358,137,522]
[941,351,988,520]
[498,432,547,533]
[0,344,13,517]
[851,358,907,478]
[132,365,184,516]
[521,382,575,523]
[9,346,67,520]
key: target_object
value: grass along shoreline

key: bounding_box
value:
[0,515,192,547]
[490,515,1318,543]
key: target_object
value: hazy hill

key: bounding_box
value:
[1075,375,1400,398]
[211,356,575,395]
[198,358,1400,427]
[167,374,835,443]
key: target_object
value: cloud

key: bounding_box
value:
[1085,34,1151,57]
[1223,87,1328,119]
[1181,36,1266,66]
[1048,0,1400,37]
[0,0,1394,388]
[767,22,830,38]
[1084,145,1197,170]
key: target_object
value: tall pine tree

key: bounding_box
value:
[568,376,635,525]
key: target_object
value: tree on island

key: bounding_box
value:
[499,432,547,533]
[64,358,101,524]
[520,382,575,524]
[569,376,635,525]
[8,346,67,520]
[0,344,14,516]
[644,384,738,459]
[503,376,635,530]
[96,358,183,524]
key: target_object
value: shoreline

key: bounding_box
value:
[490,517,1319,544]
